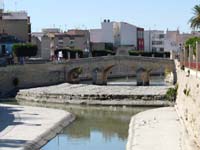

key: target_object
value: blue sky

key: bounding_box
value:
[3,0,199,32]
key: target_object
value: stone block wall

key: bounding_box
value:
[0,63,65,97]
[176,66,200,148]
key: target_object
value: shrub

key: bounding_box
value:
[129,50,170,58]
[165,84,178,101]
[183,88,191,96]
[185,37,200,56]
[181,65,185,70]
[92,50,115,57]
[13,43,38,57]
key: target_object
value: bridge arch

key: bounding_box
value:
[136,68,151,86]
[65,56,177,86]
[92,65,115,85]
[67,67,82,84]
[102,65,116,83]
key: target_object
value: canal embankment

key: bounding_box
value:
[126,107,184,150]
[0,104,75,150]
[16,83,174,107]
[126,61,200,150]
[175,65,200,149]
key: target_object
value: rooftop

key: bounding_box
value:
[0,10,28,20]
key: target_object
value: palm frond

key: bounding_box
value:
[189,5,200,30]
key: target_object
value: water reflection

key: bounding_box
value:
[18,102,151,150]
[62,106,135,140]
[81,76,166,86]
[107,76,166,86]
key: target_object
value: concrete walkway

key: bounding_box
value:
[0,104,75,150]
[126,107,185,150]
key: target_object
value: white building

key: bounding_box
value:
[114,22,138,47]
[101,20,115,44]
[90,20,114,44]
[90,20,144,50]
[144,30,165,52]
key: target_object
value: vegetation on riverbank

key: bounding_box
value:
[165,84,178,101]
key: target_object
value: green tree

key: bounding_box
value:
[189,5,200,30]
[13,43,38,57]
[185,37,200,55]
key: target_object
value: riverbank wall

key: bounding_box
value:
[0,63,66,98]
[126,63,200,150]
[176,65,200,148]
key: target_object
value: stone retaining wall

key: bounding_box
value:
[0,64,66,97]
[176,66,200,148]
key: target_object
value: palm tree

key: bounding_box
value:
[189,5,200,30]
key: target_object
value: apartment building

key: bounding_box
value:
[144,29,200,52]
[38,29,90,59]
[90,20,144,50]
[144,30,165,52]
[0,8,31,42]
[54,30,90,51]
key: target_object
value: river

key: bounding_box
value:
[13,76,164,150]
[37,104,151,150]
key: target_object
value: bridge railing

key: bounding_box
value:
[180,42,200,72]
[63,55,173,64]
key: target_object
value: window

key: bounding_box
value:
[159,34,164,39]
[69,40,74,45]
[160,48,164,52]
[152,41,163,45]
[58,37,63,40]
[152,47,157,52]
[58,40,63,44]
[137,31,144,39]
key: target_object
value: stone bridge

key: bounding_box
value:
[65,56,176,86]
